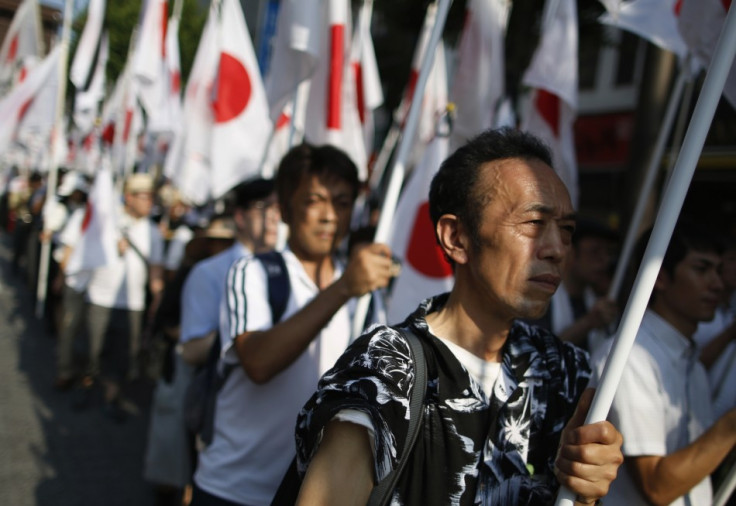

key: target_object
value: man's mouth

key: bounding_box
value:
[529,273,561,292]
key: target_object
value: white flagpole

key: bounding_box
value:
[714,456,736,506]
[556,5,736,506]
[351,0,453,340]
[606,62,690,300]
[35,0,73,319]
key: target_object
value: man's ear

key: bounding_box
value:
[436,214,469,265]
[654,269,670,292]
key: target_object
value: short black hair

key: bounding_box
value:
[429,127,554,248]
[233,178,275,209]
[275,143,360,220]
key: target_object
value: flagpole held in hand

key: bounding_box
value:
[351,0,453,340]
[555,5,736,505]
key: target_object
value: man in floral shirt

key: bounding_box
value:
[292,128,623,505]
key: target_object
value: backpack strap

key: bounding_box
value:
[255,251,291,324]
[367,327,427,506]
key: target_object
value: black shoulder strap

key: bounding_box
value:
[367,327,427,506]
[255,251,290,324]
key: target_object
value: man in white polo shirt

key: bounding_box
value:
[190,144,396,506]
[80,173,165,421]
[593,221,736,505]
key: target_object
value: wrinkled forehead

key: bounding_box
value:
[478,157,573,214]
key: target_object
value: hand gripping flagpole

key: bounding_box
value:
[35,0,74,319]
[351,0,453,340]
[606,61,691,301]
[556,5,736,505]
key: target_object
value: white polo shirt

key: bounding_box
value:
[193,248,352,506]
[592,310,714,506]
[85,213,164,311]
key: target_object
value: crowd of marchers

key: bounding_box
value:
[2,128,736,506]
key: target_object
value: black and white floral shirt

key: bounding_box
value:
[295,294,591,505]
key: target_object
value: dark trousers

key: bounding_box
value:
[190,483,249,506]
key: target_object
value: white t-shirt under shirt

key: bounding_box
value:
[85,213,164,311]
[193,248,353,506]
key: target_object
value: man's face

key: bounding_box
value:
[285,174,354,262]
[125,191,154,219]
[235,193,280,252]
[465,157,576,321]
[655,250,724,332]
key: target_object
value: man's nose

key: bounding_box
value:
[539,225,567,263]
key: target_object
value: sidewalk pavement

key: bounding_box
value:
[0,234,157,506]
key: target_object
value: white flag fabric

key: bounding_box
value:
[65,163,120,275]
[387,135,454,324]
[350,0,383,156]
[303,0,367,179]
[599,0,688,58]
[134,0,174,133]
[210,0,273,197]
[0,45,60,154]
[450,0,510,150]
[163,15,183,131]
[265,0,322,122]
[522,0,579,207]
[0,0,44,86]
[70,0,106,89]
[74,32,108,134]
[678,0,735,108]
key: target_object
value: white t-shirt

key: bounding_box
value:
[592,310,714,506]
[56,207,91,292]
[85,213,164,311]
[193,248,353,506]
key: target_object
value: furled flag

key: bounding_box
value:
[265,0,322,122]
[74,32,108,135]
[387,134,453,324]
[521,0,579,207]
[163,14,183,131]
[133,0,173,133]
[599,0,688,58]
[163,3,217,205]
[0,0,44,87]
[396,2,449,167]
[302,0,367,179]
[350,0,383,157]
[678,0,735,108]
[210,0,273,198]
[450,0,510,151]
[0,45,60,154]
[65,162,120,275]
[101,63,143,175]
[69,0,106,90]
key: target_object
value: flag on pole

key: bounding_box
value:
[599,0,688,58]
[0,0,44,87]
[69,0,106,90]
[302,0,367,179]
[678,0,735,108]
[163,14,183,131]
[210,0,273,197]
[74,32,108,134]
[0,45,61,154]
[265,0,322,122]
[521,0,579,207]
[65,163,120,275]
[449,0,510,150]
[350,0,383,157]
[387,134,453,324]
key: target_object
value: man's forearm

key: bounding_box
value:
[234,278,352,384]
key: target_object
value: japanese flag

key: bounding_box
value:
[450,0,510,150]
[210,0,273,198]
[521,0,579,207]
[65,162,120,275]
[0,0,44,85]
[387,135,454,324]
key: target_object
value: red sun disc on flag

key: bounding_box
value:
[213,52,251,124]
[406,202,453,278]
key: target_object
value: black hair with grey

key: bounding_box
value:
[429,127,554,249]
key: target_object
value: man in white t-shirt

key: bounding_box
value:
[79,173,165,421]
[593,222,736,505]
[190,144,396,506]
[179,178,280,367]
